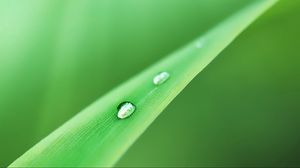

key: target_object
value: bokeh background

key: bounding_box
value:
[0,0,299,167]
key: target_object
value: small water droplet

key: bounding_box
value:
[153,72,170,86]
[195,40,204,48]
[117,101,136,119]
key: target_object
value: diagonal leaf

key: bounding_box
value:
[9,0,277,167]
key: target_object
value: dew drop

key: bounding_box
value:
[153,71,170,86]
[195,40,204,48]
[117,101,136,119]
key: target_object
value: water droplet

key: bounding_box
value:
[153,72,170,86]
[195,40,204,48]
[117,102,136,119]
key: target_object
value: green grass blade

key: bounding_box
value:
[9,0,277,167]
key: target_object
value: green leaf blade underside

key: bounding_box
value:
[10,0,277,167]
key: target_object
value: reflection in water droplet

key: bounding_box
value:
[153,72,170,86]
[117,102,136,119]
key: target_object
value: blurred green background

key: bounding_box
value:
[0,0,299,167]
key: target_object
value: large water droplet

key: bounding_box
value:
[117,102,136,119]
[153,72,170,86]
